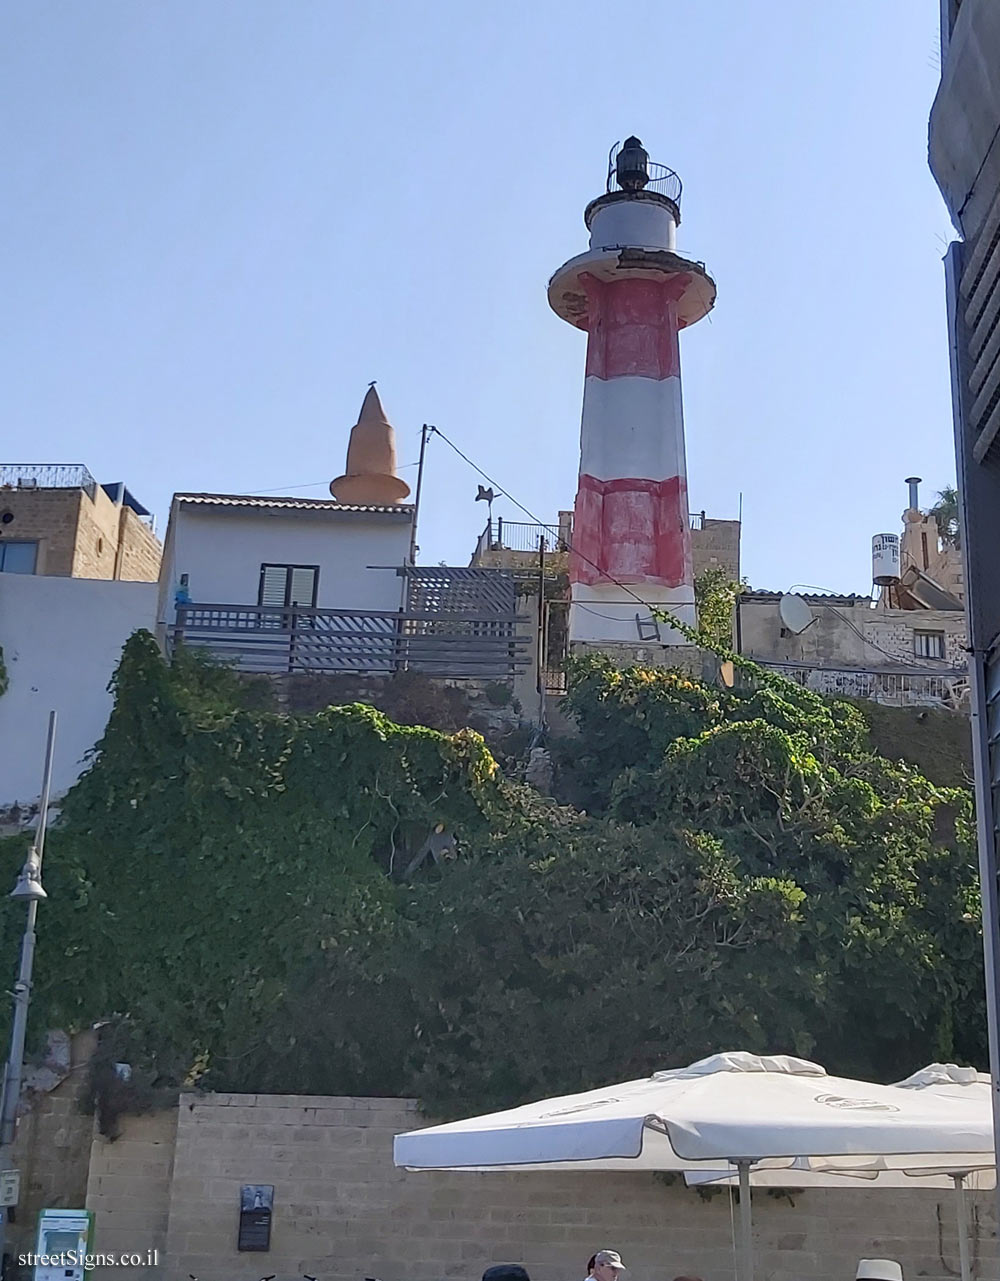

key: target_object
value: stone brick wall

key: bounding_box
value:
[87,1109,178,1281]
[862,610,967,668]
[0,489,83,576]
[116,508,162,582]
[71,487,126,580]
[6,1034,96,1259]
[80,1093,997,1281]
[0,486,161,581]
[569,641,706,676]
[691,519,741,581]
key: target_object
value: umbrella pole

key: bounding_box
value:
[737,1160,754,1281]
[953,1174,971,1281]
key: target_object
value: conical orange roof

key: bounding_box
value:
[330,385,411,505]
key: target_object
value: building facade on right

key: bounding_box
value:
[929,0,1000,1197]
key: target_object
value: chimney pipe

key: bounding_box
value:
[904,476,922,511]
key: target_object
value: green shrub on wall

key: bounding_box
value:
[0,630,983,1124]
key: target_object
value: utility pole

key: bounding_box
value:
[536,536,547,729]
[0,712,57,1277]
[409,424,432,567]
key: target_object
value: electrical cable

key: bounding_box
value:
[429,423,957,678]
[243,462,421,497]
[427,424,669,620]
[823,605,960,671]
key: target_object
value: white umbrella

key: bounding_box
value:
[897,1062,993,1281]
[394,1053,994,1281]
[682,1063,994,1281]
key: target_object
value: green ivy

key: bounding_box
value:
[694,568,744,650]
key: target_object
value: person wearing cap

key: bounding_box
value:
[585,1250,628,1281]
[856,1260,902,1281]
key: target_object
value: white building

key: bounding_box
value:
[157,492,415,672]
[158,389,527,680]
[158,492,413,618]
[0,574,157,810]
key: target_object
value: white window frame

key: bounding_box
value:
[914,629,947,660]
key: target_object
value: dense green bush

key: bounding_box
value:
[0,633,983,1125]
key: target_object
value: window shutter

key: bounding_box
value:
[259,566,288,608]
[289,567,317,607]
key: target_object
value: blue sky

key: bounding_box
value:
[1,1,955,593]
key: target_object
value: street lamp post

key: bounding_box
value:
[0,712,57,1278]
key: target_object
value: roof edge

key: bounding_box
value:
[174,492,414,516]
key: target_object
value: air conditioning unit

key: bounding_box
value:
[16,478,37,490]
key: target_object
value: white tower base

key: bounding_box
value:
[569,582,696,645]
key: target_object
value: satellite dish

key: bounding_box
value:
[779,593,815,635]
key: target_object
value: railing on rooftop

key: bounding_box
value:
[478,519,567,555]
[0,464,97,496]
[477,511,706,558]
[171,602,529,679]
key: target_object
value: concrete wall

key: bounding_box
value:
[0,574,157,804]
[739,598,966,670]
[930,0,1000,237]
[82,1093,997,1281]
[161,508,412,618]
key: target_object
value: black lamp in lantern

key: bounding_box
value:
[616,136,650,191]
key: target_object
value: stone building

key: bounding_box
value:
[736,476,969,711]
[0,464,161,582]
[737,592,968,709]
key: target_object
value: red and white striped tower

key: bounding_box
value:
[549,137,716,645]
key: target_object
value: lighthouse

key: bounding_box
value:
[549,137,716,645]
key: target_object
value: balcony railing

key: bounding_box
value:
[755,659,969,710]
[172,602,529,678]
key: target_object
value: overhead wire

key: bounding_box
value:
[822,604,960,671]
[426,424,671,622]
[429,424,955,679]
[243,462,421,497]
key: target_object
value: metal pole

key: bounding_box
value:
[537,537,547,728]
[0,712,56,1275]
[953,1174,972,1281]
[409,424,431,567]
[736,1160,753,1281]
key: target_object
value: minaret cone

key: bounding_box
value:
[330,385,411,505]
